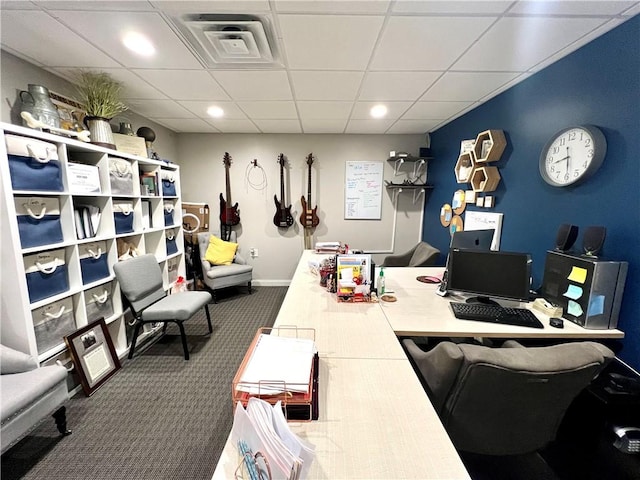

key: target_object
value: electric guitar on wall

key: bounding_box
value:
[219,152,240,226]
[273,153,294,228]
[300,153,320,228]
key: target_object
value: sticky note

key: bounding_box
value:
[588,295,605,316]
[567,300,583,317]
[567,266,587,284]
[563,284,583,300]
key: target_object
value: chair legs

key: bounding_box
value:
[248,281,252,294]
[128,321,144,359]
[176,321,189,360]
[52,406,71,436]
[204,305,213,333]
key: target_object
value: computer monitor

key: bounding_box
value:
[450,229,495,251]
[447,248,532,304]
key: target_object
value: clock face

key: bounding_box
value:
[539,125,606,187]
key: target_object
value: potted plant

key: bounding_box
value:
[75,70,128,149]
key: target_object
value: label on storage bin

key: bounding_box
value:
[24,249,65,273]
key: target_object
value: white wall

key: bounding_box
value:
[0,50,178,160]
[177,133,428,284]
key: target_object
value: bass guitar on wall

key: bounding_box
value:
[219,152,240,230]
[273,153,294,228]
[300,153,320,229]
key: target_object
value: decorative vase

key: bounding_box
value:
[20,84,60,130]
[84,116,115,149]
[119,122,134,136]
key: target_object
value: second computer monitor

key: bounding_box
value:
[450,229,495,251]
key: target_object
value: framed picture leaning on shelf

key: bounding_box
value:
[64,318,121,396]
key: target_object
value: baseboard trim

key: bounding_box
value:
[252,280,291,287]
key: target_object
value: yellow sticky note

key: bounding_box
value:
[567,266,587,284]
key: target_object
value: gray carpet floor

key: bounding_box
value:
[1,286,287,480]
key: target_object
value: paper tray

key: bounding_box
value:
[232,327,318,421]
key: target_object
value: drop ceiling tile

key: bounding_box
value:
[623,4,640,15]
[2,1,40,9]
[351,102,412,120]
[421,72,520,101]
[150,1,271,13]
[132,70,229,101]
[178,101,247,119]
[301,118,347,133]
[211,71,292,100]
[275,1,390,14]
[35,1,156,10]
[297,101,353,119]
[1,10,120,68]
[392,1,512,14]
[126,99,195,118]
[508,1,637,15]
[358,72,441,101]
[279,14,384,70]
[478,73,532,102]
[290,71,364,100]
[386,119,442,134]
[154,118,220,133]
[253,119,303,133]
[49,10,202,69]
[403,101,472,120]
[453,16,607,71]
[345,119,395,134]
[206,118,260,133]
[370,16,496,71]
[237,101,298,119]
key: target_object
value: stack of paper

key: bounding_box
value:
[314,241,341,253]
[237,334,316,395]
[231,397,316,480]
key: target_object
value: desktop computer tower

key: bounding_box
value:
[540,251,628,329]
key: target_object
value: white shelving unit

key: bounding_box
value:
[0,122,185,367]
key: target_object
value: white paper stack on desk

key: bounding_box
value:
[231,397,316,480]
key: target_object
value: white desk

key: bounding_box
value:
[212,252,471,479]
[381,266,625,340]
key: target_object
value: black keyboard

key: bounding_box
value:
[450,302,544,329]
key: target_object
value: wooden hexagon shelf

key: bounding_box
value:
[454,151,475,183]
[470,165,501,192]
[473,129,506,163]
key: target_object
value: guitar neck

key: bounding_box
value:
[225,165,232,204]
[280,163,285,203]
[307,164,312,208]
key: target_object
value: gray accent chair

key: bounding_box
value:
[113,254,212,360]
[197,231,253,302]
[403,339,614,455]
[382,241,440,267]
[1,344,70,454]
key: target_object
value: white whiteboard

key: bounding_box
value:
[344,161,383,220]
[464,211,504,250]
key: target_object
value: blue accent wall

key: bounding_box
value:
[424,15,640,371]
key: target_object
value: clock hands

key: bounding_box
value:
[553,147,572,165]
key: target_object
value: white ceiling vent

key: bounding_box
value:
[171,14,281,68]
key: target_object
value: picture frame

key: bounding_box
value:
[64,318,121,396]
[48,90,86,132]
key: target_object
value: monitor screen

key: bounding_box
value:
[447,248,532,303]
[450,229,495,251]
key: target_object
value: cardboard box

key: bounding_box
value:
[182,202,209,244]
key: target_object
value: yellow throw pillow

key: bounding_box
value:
[205,235,238,265]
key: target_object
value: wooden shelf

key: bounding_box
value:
[473,129,506,163]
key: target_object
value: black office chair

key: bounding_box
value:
[403,339,614,455]
[114,254,213,360]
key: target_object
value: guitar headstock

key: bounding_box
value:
[278,153,286,167]
[223,152,232,167]
[306,153,314,166]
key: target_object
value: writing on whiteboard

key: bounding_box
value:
[345,161,383,220]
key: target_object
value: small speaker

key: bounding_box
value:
[583,226,606,257]
[555,224,579,252]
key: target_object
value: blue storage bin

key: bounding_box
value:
[23,249,69,303]
[16,196,63,248]
[164,202,175,226]
[79,241,110,284]
[166,229,178,255]
[161,171,177,196]
[113,202,134,234]
[5,134,62,191]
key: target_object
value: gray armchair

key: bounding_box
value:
[197,232,253,302]
[403,339,614,455]
[382,241,440,267]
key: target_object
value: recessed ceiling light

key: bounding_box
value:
[122,32,155,57]
[207,106,224,118]
[370,104,388,118]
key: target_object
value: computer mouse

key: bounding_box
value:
[549,317,564,328]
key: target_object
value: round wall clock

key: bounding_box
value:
[539,125,607,187]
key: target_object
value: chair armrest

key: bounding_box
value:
[201,258,213,272]
[383,250,414,267]
[502,340,525,348]
[0,344,38,374]
[403,339,464,413]
[234,253,247,265]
